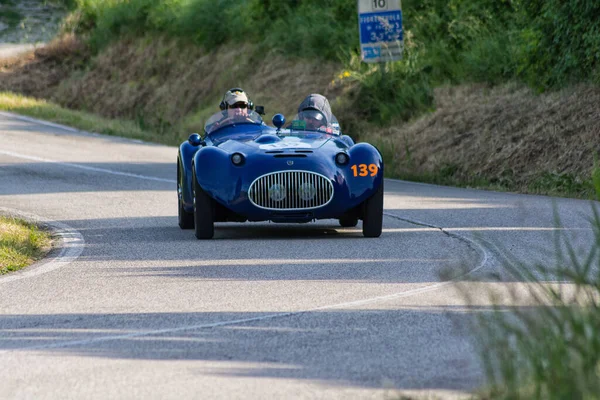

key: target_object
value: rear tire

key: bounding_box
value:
[193,170,215,239]
[362,181,383,238]
[339,217,359,227]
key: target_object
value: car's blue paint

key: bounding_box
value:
[272,114,286,129]
[187,133,203,146]
[178,120,382,223]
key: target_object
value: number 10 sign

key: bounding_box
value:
[358,0,403,63]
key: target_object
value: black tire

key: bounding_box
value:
[339,216,359,227]
[362,181,383,238]
[178,162,194,230]
[193,170,215,239]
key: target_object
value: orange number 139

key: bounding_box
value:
[351,164,378,177]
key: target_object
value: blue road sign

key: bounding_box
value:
[358,0,403,62]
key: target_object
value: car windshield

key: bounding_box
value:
[288,110,341,135]
[204,110,263,135]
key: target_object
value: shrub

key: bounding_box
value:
[516,0,600,89]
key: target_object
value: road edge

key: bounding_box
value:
[0,207,84,284]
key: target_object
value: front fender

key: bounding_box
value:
[342,142,384,201]
[179,141,201,211]
[194,146,245,206]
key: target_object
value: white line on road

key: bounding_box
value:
[0,111,150,144]
[0,220,491,353]
[0,111,80,133]
[0,150,173,183]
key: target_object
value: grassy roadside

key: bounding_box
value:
[0,215,52,274]
[459,205,600,399]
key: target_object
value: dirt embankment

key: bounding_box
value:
[0,36,341,136]
[375,84,600,193]
[1,36,599,197]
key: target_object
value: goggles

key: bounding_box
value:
[229,102,248,109]
[300,109,326,123]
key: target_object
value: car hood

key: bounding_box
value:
[250,135,329,151]
[235,131,348,152]
[211,126,351,155]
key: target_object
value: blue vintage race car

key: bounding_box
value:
[177,108,383,239]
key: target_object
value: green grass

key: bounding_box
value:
[528,171,598,199]
[367,134,599,200]
[0,216,52,274]
[468,205,600,399]
[0,92,169,144]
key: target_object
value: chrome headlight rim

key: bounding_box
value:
[231,152,245,166]
[335,152,349,166]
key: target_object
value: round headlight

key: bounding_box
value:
[335,152,349,165]
[298,183,316,201]
[231,153,245,165]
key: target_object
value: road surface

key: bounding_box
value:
[0,112,596,399]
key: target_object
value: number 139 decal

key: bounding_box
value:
[351,164,379,177]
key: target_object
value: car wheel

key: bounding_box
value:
[193,170,215,239]
[178,163,194,229]
[339,217,358,227]
[362,181,383,238]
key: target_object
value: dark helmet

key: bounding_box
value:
[298,94,333,124]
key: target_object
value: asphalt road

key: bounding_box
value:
[0,112,597,399]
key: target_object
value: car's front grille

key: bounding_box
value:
[248,170,334,210]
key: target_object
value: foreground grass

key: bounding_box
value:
[0,92,168,144]
[0,216,52,274]
[464,206,600,399]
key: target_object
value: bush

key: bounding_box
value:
[339,46,434,124]
[59,0,600,127]
[517,0,600,89]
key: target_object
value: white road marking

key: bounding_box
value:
[0,217,491,353]
[0,208,85,284]
[447,227,592,232]
[0,111,146,144]
[0,150,173,183]
[383,227,591,233]
[0,111,80,133]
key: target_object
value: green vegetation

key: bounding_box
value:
[0,216,52,274]
[594,161,600,199]
[62,0,599,124]
[469,206,600,399]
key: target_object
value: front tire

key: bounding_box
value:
[178,163,194,229]
[362,181,383,238]
[193,170,215,239]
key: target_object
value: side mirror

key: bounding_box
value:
[272,114,285,130]
[255,105,265,115]
[188,133,204,146]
